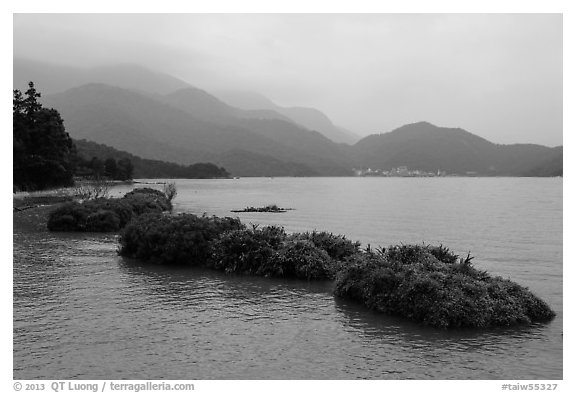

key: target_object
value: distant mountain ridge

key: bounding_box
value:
[351,121,562,176]
[43,83,352,177]
[14,58,356,145]
[519,146,562,177]
[215,90,361,144]
[162,87,295,124]
[15,59,562,177]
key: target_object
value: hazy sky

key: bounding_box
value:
[13,13,562,146]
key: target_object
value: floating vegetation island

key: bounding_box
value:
[42,189,556,329]
[117,210,556,329]
[231,204,294,213]
[47,188,173,232]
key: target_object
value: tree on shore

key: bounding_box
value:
[116,158,134,181]
[13,82,76,191]
[90,157,105,178]
[104,158,118,179]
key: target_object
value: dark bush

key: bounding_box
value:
[124,187,166,198]
[47,201,92,231]
[85,209,121,232]
[209,226,338,280]
[48,200,126,232]
[113,211,556,328]
[385,244,433,265]
[231,204,291,213]
[119,213,244,265]
[48,188,172,232]
[90,198,134,227]
[334,246,556,328]
[47,213,77,231]
[266,240,336,280]
[209,226,287,274]
[428,244,460,264]
[289,231,360,261]
[123,192,171,215]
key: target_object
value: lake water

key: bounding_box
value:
[13,177,563,379]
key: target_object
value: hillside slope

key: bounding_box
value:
[74,139,231,179]
[352,122,561,176]
[216,90,361,144]
[43,84,352,176]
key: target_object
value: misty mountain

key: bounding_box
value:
[352,122,562,176]
[215,90,361,144]
[41,85,563,177]
[42,83,352,177]
[162,87,294,124]
[521,147,562,177]
[163,88,353,171]
[16,59,561,177]
[14,58,191,95]
[15,58,358,145]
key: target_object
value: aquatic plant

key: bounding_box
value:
[115,212,556,328]
[208,226,287,274]
[47,188,172,232]
[208,225,336,279]
[119,213,244,265]
[85,209,122,232]
[122,191,171,215]
[231,204,292,213]
[123,187,167,199]
[289,231,361,261]
[265,240,336,280]
[334,245,556,328]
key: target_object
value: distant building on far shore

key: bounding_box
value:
[353,166,444,177]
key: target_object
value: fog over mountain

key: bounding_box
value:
[14,59,356,145]
[11,52,560,177]
[214,90,360,144]
[42,83,353,176]
[34,74,560,177]
[13,58,191,96]
[13,13,562,146]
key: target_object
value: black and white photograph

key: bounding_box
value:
[9,5,569,389]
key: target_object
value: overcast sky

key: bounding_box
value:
[13,13,562,146]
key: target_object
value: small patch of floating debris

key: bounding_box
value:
[231,204,294,213]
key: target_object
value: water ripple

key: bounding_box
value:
[14,178,562,379]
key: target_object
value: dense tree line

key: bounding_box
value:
[74,139,230,179]
[14,82,230,190]
[75,155,134,181]
[13,82,76,190]
[13,82,136,190]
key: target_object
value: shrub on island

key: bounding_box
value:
[124,187,167,199]
[231,204,292,213]
[208,225,287,274]
[119,217,341,280]
[116,214,556,328]
[289,231,361,261]
[264,239,336,280]
[119,213,244,264]
[334,244,556,328]
[47,188,172,232]
[122,190,172,215]
[208,226,337,279]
